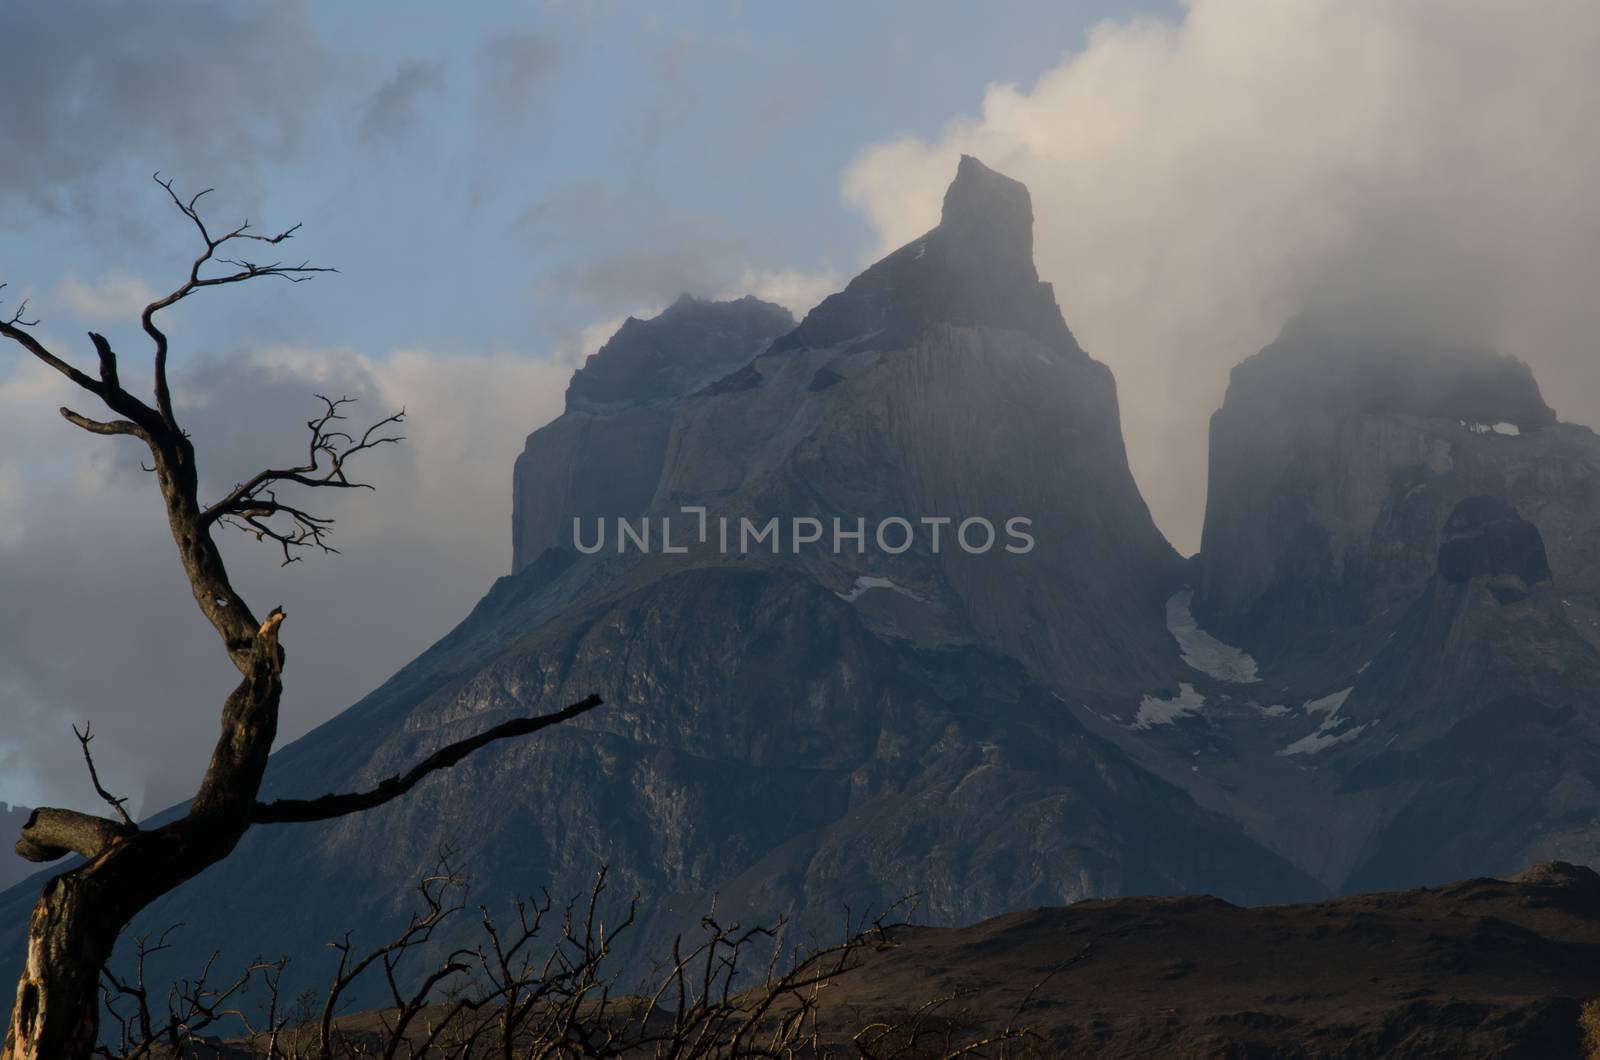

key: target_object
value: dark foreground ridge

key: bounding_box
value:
[817,861,1600,1058]
[212,862,1600,1057]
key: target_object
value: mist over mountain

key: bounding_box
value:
[4,158,1599,1023]
[1169,313,1600,892]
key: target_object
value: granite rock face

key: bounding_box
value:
[772,156,1077,356]
[1436,495,1553,595]
[512,295,795,569]
[1109,315,1600,896]
[1194,313,1595,683]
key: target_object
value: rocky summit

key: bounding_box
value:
[5,157,1600,1023]
[1113,309,1600,895]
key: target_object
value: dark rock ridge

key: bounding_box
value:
[771,155,1081,356]
[809,861,1600,1058]
[566,294,795,413]
[1194,313,1588,681]
[1436,495,1552,595]
[1104,314,1600,899]
[512,295,795,569]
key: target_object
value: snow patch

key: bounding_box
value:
[1461,420,1521,437]
[1280,723,1368,756]
[1256,703,1292,718]
[1279,687,1363,756]
[837,575,921,604]
[1132,683,1206,730]
[1303,688,1352,716]
[1165,591,1260,684]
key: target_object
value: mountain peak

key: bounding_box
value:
[940,155,1034,264]
[771,156,1081,356]
[1224,316,1557,429]
[565,295,794,412]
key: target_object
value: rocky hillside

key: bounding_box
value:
[217,861,1600,1058]
[815,861,1600,1058]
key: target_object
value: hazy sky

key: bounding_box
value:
[2,0,1596,817]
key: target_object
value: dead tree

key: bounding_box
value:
[95,855,1043,1059]
[0,176,603,1060]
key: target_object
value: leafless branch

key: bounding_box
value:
[203,395,406,562]
[73,722,137,828]
[99,925,289,1060]
[59,407,148,437]
[142,174,336,428]
[0,284,106,395]
[0,284,38,328]
[252,694,605,824]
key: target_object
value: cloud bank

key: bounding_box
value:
[843,0,1600,551]
[0,1,344,222]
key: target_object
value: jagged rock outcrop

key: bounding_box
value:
[771,156,1077,355]
[512,295,795,569]
[1109,319,1600,896]
[514,154,1185,694]
[1435,495,1553,597]
[1322,494,1600,890]
[1194,312,1599,684]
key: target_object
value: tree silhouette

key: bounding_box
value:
[0,177,602,1060]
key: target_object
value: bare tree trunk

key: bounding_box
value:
[4,656,283,1060]
[0,179,603,1059]
[6,875,123,1059]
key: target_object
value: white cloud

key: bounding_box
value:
[51,274,157,323]
[0,333,576,816]
[843,0,1600,552]
[718,267,842,319]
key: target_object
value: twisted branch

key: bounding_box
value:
[73,723,135,828]
[252,694,605,824]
